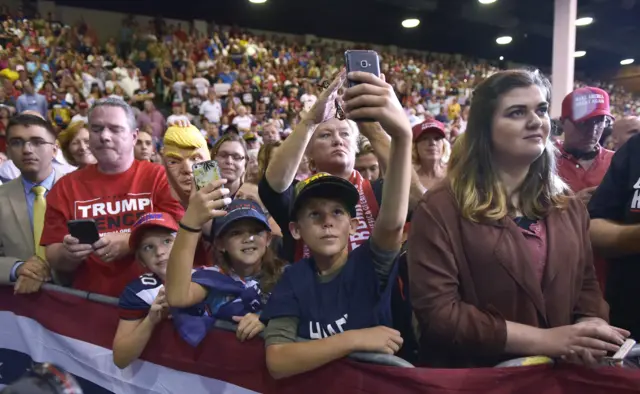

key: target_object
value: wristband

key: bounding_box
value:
[179,221,201,233]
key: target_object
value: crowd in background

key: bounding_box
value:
[2,3,640,385]
[0,5,638,170]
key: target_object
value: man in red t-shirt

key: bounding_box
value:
[42,97,184,297]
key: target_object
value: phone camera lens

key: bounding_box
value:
[360,60,369,68]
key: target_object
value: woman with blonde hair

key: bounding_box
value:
[412,119,449,190]
[57,121,96,168]
[408,69,627,368]
[255,141,282,183]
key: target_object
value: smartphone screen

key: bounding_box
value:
[67,219,100,245]
[193,160,222,190]
[344,50,381,88]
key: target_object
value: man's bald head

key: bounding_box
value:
[612,116,640,150]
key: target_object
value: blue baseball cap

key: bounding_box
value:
[213,199,271,238]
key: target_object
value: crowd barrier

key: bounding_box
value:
[2,285,640,393]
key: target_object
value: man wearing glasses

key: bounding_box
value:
[557,87,615,206]
[0,114,59,294]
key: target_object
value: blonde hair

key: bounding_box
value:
[448,69,570,222]
[256,141,282,182]
[57,121,89,166]
[412,136,451,166]
[163,125,208,151]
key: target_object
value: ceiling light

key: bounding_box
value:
[499,56,504,61]
[249,0,267,3]
[402,19,420,28]
[574,50,587,58]
[575,17,593,26]
[479,0,497,4]
[496,36,513,45]
[621,58,635,65]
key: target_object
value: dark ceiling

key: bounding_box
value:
[56,0,640,77]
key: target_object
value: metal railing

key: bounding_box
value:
[35,284,415,368]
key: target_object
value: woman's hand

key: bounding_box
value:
[301,70,346,125]
[540,320,629,361]
[342,72,412,140]
[181,179,231,230]
[232,313,265,342]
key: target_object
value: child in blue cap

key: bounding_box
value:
[166,196,287,345]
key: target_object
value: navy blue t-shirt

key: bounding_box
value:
[261,239,397,340]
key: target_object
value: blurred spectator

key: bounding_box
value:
[57,121,96,168]
[137,100,165,139]
[355,144,381,182]
[199,89,222,123]
[16,78,47,118]
[611,116,640,150]
[557,88,614,206]
[134,125,154,162]
[412,119,448,190]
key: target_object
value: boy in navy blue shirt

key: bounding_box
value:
[262,70,413,379]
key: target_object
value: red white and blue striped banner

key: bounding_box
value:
[2,287,640,394]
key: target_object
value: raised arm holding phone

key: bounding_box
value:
[262,68,413,379]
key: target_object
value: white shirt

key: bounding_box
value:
[0,151,76,182]
[232,115,253,131]
[192,77,211,97]
[70,114,89,124]
[199,100,222,123]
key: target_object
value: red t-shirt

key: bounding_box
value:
[556,143,614,192]
[41,160,185,297]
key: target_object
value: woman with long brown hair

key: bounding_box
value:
[408,69,627,368]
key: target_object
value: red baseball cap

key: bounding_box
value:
[129,212,179,251]
[561,87,612,123]
[412,119,446,141]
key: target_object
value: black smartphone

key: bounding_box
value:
[344,50,381,88]
[67,219,101,245]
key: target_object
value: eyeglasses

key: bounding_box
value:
[216,152,246,162]
[8,138,56,149]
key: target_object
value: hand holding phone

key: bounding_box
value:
[344,50,381,88]
[67,219,100,245]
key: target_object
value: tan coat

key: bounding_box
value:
[0,173,59,283]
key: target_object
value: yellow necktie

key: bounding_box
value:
[32,185,47,260]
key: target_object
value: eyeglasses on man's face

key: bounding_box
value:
[8,137,56,150]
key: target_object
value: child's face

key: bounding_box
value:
[218,219,271,271]
[290,198,356,258]
[136,228,176,278]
